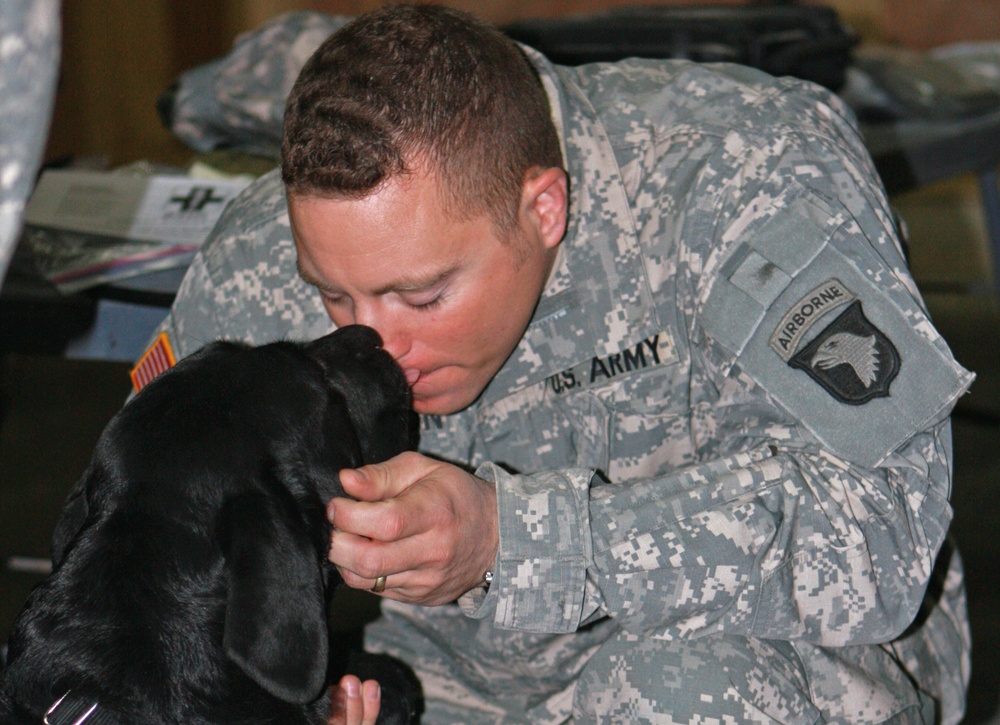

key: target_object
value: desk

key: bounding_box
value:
[0,250,180,362]
[60,269,183,361]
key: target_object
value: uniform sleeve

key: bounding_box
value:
[464,419,956,646]
[151,246,227,361]
[459,89,974,646]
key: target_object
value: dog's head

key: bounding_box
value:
[1,325,415,724]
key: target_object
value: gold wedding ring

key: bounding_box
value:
[371,575,387,593]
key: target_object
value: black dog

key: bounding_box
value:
[0,325,420,724]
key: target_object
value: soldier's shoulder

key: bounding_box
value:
[215,168,287,234]
[197,169,295,281]
[568,58,852,145]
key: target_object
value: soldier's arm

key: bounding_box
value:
[463,416,954,646]
[459,106,972,646]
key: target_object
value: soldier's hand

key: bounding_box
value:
[328,675,380,725]
[328,451,499,605]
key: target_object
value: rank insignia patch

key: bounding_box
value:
[788,300,900,405]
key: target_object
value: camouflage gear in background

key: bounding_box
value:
[164,12,351,160]
[0,0,60,289]
[154,12,975,723]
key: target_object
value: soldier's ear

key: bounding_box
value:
[521,167,568,250]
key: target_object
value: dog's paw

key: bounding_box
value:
[344,652,422,725]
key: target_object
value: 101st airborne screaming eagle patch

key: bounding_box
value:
[770,280,900,405]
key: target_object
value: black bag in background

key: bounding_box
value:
[503,4,858,91]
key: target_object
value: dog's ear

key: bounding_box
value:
[218,489,329,704]
[0,686,15,725]
[50,468,95,568]
[51,424,124,567]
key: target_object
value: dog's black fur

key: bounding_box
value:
[0,325,420,724]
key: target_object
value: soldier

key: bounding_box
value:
[151,5,974,724]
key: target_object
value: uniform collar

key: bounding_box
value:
[479,53,660,405]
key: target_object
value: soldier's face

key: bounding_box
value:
[289,166,567,415]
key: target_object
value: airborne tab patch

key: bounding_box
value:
[769,279,854,361]
[788,300,900,405]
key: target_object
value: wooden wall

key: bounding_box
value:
[44,0,995,168]
[46,0,232,166]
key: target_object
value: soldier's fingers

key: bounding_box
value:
[361,680,381,725]
[328,676,379,725]
[338,451,433,502]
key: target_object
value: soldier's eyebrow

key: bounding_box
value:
[296,260,457,296]
[371,267,457,296]
[296,261,335,292]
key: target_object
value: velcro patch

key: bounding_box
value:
[130,332,176,393]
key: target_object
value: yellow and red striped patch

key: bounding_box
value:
[130,332,177,393]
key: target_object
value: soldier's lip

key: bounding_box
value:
[403,368,421,386]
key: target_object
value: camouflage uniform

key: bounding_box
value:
[0,0,60,288]
[153,13,975,724]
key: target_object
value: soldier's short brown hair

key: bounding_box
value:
[281,3,563,238]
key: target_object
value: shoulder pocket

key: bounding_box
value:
[698,181,836,362]
[698,186,973,467]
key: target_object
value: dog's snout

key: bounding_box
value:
[308,325,385,361]
[342,325,385,358]
[307,325,410,398]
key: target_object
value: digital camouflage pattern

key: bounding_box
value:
[0,0,60,289]
[166,12,351,159]
[154,12,975,723]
